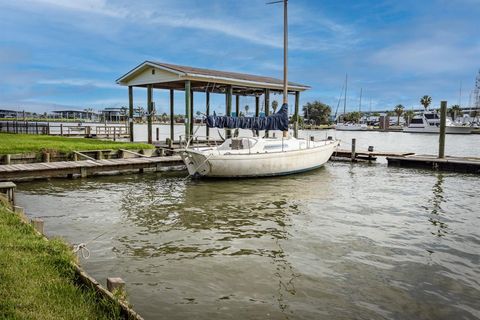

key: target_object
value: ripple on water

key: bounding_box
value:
[14,164,480,320]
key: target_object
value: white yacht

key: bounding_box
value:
[335,122,368,131]
[181,137,339,178]
[403,112,473,134]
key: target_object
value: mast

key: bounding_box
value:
[343,73,348,117]
[283,0,288,104]
[359,88,363,112]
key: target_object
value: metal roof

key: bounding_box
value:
[116,61,310,94]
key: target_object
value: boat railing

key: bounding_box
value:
[179,135,220,150]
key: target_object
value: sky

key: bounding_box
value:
[0,0,479,115]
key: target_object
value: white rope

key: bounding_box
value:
[72,231,108,260]
[73,243,90,259]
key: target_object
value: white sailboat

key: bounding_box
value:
[180,0,339,178]
[335,78,368,131]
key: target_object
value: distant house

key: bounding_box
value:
[0,109,18,118]
[51,110,99,121]
[101,107,128,122]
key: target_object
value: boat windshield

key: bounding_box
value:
[218,138,257,151]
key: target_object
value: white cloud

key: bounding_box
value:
[372,40,480,74]
[37,78,120,89]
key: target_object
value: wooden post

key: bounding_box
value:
[184,80,191,140]
[35,122,39,134]
[206,91,210,139]
[128,86,134,142]
[235,95,240,117]
[264,89,270,137]
[170,89,174,142]
[351,138,356,162]
[294,91,300,138]
[47,122,50,135]
[156,127,159,141]
[43,152,50,163]
[190,90,194,136]
[439,101,447,159]
[226,85,232,139]
[60,124,63,136]
[107,277,126,299]
[113,127,117,141]
[5,154,11,165]
[147,84,153,144]
[31,218,44,235]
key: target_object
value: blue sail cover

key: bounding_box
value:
[206,103,289,131]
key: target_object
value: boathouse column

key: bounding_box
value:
[128,86,134,142]
[190,90,194,136]
[255,95,260,136]
[235,95,240,117]
[226,85,232,139]
[264,88,270,137]
[184,80,191,139]
[169,89,174,142]
[147,84,153,144]
[206,92,210,139]
[294,91,300,138]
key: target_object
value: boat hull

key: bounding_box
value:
[335,124,368,131]
[181,141,339,178]
[403,126,473,134]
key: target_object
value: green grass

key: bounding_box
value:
[0,202,121,319]
[0,133,154,155]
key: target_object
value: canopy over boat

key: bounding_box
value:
[205,103,289,131]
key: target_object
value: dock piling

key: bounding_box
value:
[439,101,447,159]
[31,218,44,235]
[351,138,356,161]
[107,277,126,300]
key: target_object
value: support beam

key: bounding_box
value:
[226,85,232,139]
[235,95,240,117]
[264,89,270,137]
[190,89,194,135]
[169,89,174,142]
[255,95,260,137]
[128,86,134,142]
[206,92,210,139]
[294,91,300,138]
[184,80,191,139]
[147,84,153,144]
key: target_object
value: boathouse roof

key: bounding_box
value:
[116,61,310,95]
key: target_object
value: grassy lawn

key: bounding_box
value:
[0,133,153,154]
[0,201,120,319]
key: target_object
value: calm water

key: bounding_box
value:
[14,131,480,319]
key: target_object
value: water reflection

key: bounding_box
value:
[426,173,448,238]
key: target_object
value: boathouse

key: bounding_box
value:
[116,61,310,143]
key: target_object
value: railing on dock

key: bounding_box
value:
[0,121,129,139]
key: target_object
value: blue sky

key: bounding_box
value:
[0,0,479,115]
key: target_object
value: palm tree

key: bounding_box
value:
[420,95,432,111]
[272,100,279,113]
[448,104,462,121]
[403,110,415,125]
[394,104,404,125]
[244,105,249,116]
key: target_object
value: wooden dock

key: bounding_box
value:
[387,155,480,174]
[0,156,185,181]
[332,148,414,161]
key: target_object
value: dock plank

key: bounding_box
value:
[0,156,184,181]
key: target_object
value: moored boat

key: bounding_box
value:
[181,137,339,178]
[403,112,473,134]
